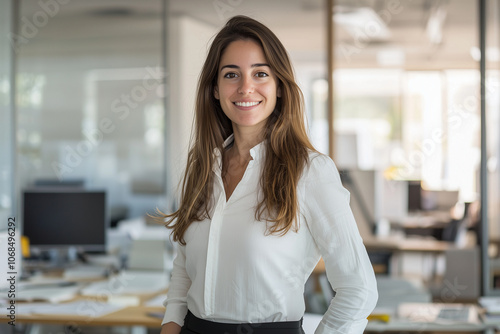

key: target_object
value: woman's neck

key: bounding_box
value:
[229,125,265,163]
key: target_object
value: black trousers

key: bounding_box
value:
[180,310,305,334]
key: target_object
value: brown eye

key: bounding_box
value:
[224,72,238,79]
[255,72,269,78]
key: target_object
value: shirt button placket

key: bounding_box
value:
[204,178,225,317]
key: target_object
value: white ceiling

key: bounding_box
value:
[18,0,484,69]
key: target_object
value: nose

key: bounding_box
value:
[237,75,254,94]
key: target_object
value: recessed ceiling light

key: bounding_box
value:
[377,48,405,66]
[470,46,500,62]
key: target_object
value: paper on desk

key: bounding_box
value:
[145,293,167,307]
[63,265,109,280]
[16,285,81,303]
[398,303,480,324]
[479,296,500,314]
[16,301,124,318]
[81,270,167,296]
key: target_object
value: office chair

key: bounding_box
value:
[441,201,477,247]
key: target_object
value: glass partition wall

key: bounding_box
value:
[330,0,482,283]
[329,0,500,295]
[16,1,167,225]
[332,0,479,193]
[0,1,17,230]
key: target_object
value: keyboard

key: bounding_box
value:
[437,307,470,322]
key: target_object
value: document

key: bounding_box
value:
[81,270,167,296]
[16,300,124,318]
[16,285,81,303]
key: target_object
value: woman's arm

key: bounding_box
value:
[302,155,378,334]
[161,244,191,328]
[160,322,181,334]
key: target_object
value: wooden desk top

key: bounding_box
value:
[389,210,452,229]
[0,275,167,328]
[311,237,453,274]
[363,236,453,253]
[11,304,164,328]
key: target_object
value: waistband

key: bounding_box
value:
[183,310,304,334]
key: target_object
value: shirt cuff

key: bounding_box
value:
[161,305,188,327]
[314,318,368,334]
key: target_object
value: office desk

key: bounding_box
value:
[366,320,489,333]
[389,211,453,241]
[0,269,168,332]
[390,210,452,229]
[363,236,455,279]
[364,236,453,253]
[366,278,491,334]
[295,311,492,334]
[9,303,164,328]
[312,237,454,276]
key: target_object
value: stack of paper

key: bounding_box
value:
[145,293,167,307]
[63,265,110,280]
[16,300,123,318]
[398,303,480,324]
[479,296,500,324]
[16,285,81,303]
[80,270,168,306]
[81,270,167,295]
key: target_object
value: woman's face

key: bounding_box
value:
[214,39,280,136]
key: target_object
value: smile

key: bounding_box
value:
[234,101,261,107]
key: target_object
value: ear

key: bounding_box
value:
[277,85,282,98]
[214,85,219,100]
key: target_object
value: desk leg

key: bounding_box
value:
[0,323,33,334]
[130,326,147,334]
[0,324,13,334]
[390,252,401,276]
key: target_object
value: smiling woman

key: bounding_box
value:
[214,39,280,137]
[156,15,378,334]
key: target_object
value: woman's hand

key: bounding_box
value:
[160,322,181,334]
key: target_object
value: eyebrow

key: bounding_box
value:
[220,63,270,72]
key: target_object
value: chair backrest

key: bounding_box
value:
[441,218,468,245]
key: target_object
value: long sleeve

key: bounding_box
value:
[301,155,378,334]
[162,243,191,326]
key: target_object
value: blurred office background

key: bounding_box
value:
[1,0,500,331]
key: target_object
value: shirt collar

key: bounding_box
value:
[213,134,266,171]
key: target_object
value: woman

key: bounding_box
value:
[159,15,378,334]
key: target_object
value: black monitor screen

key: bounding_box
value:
[408,181,422,212]
[23,191,107,251]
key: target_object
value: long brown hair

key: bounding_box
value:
[158,15,316,245]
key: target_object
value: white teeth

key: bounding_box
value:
[235,101,260,107]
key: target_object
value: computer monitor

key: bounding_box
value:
[408,180,422,212]
[22,190,107,253]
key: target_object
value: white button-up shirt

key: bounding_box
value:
[162,135,378,333]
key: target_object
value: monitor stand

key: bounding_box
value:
[23,247,90,276]
[45,246,79,269]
